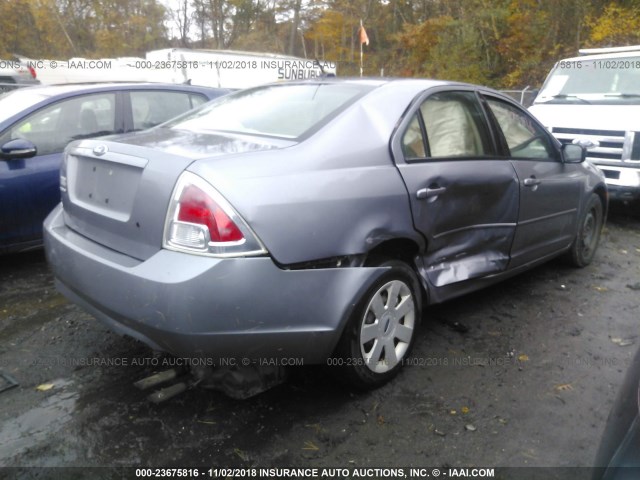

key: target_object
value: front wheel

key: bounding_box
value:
[566,193,604,267]
[335,259,422,390]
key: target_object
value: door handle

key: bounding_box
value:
[416,186,447,199]
[523,177,541,187]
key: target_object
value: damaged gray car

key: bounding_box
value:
[44,79,607,390]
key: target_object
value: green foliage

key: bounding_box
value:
[0,0,637,90]
[588,2,640,46]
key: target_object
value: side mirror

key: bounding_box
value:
[1,138,37,160]
[562,143,586,164]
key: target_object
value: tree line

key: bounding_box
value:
[1,0,639,89]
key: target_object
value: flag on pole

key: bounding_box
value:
[359,21,369,46]
[359,20,368,77]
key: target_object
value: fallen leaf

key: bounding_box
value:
[461,406,470,414]
[234,448,249,461]
[518,354,529,362]
[611,338,635,347]
[555,383,574,392]
[36,383,54,391]
[303,441,319,451]
[305,423,322,433]
[377,415,385,425]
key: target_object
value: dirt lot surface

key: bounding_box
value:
[1,204,639,479]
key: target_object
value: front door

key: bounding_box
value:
[482,95,581,268]
[0,92,118,250]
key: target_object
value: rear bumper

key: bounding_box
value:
[44,205,383,364]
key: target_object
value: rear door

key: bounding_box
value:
[482,95,581,268]
[392,88,520,288]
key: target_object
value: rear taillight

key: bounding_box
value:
[164,172,266,257]
[177,184,244,242]
[28,66,36,79]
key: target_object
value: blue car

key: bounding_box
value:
[0,82,230,254]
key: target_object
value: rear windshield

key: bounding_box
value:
[0,89,49,123]
[164,83,374,139]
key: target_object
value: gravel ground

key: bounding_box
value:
[0,203,639,479]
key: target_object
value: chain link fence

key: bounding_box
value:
[500,87,539,107]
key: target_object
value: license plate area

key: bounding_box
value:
[67,154,146,222]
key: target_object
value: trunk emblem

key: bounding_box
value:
[93,145,108,156]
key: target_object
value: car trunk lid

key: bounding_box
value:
[60,130,284,260]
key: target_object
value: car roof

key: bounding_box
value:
[11,82,227,99]
[268,76,501,92]
[271,77,511,101]
[270,77,446,87]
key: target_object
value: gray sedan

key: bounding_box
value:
[44,79,607,389]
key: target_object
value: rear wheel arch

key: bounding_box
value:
[333,257,423,389]
[364,237,430,301]
[364,238,422,267]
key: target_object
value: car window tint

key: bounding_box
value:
[189,94,208,109]
[131,91,194,130]
[167,83,374,139]
[486,98,554,159]
[420,91,491,158]
[402,113,426,159]
[3,93,116,156]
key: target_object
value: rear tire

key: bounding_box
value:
[566,193,604,267]
[335,259,422,390]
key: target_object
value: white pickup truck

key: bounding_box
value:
[529,45,640,201]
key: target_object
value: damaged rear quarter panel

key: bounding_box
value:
[188,83,434,266]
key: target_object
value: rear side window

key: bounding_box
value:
[189,94,208,109]
[131,91,202,130]
[401,114,426,159]
[401,91,493,160]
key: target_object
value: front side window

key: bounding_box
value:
[0,89,48,124]
[0,93,116,156]
[486,98,554,159]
